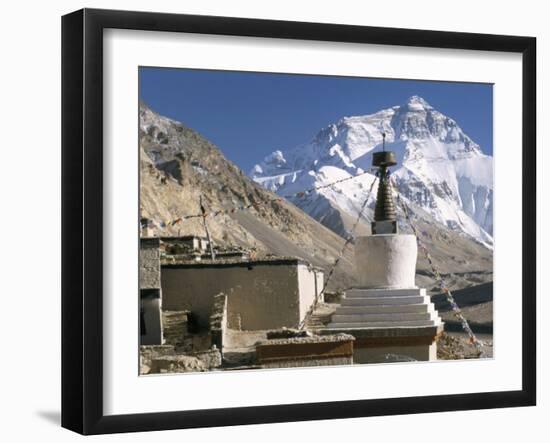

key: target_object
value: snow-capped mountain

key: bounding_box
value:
[250,96,493,248]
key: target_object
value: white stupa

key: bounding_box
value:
[326,136,443,363]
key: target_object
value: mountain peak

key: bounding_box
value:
[250,97,492,246]
[405,95,432,109]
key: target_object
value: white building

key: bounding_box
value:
[161,257,324,331]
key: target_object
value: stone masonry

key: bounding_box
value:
[140,237,161,289]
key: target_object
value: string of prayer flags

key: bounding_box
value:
[390,176,485,357]
[298,173,379,330]
[143,168,380,230]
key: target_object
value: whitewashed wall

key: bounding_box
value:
[161,262,302,330]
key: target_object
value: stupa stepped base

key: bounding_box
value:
[346,288,427,297]
[341,288,429,306]
[327,288,441,329]
[323,287,443,363]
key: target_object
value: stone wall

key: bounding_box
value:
[140,346,222,374]
[256,333,354,369]
[162,310,189,346]
[161,259,319,330]
[140,345,175,374]
[162,310,212,352]
[210,293,228,351]
[140,237,161,289]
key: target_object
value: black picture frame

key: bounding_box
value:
[61,8,537,435]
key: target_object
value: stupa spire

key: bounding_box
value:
[372,133,398,235]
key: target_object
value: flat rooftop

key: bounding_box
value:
[159,235,208,242]
[161,255,311,268]
[257,333,355,346]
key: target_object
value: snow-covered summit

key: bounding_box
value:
[250,96,493,247]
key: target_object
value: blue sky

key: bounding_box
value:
[140,67,493,172]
